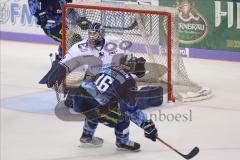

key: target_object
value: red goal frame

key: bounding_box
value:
[62,3,174,101]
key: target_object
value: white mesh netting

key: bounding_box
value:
[62,2,212,102]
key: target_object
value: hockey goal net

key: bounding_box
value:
[62,2,212,102]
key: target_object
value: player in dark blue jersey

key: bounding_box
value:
[28,0,91,56]
[77,64,162,151]
[45,53,161,151]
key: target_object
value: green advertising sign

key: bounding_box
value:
[159,0,240,52]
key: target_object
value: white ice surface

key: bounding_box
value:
[1,41,240,160]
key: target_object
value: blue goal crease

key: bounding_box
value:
[1,91,57,115]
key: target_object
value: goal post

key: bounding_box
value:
[61,2,212,102]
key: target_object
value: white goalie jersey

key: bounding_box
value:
[60,35,129,77]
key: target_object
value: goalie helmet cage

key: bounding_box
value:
[62,2,212,102]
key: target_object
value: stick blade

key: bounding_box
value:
[183,147,199,159]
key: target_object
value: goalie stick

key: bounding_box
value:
[49,53,61,103]
[156,137,199,159]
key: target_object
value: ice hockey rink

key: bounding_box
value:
[1,40,240,160]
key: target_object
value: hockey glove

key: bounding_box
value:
[78,17,91,30]
[134,57,146,78]
[36,10,48,27]
[141,120,158,141]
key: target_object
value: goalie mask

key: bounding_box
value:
[87,22,104,48]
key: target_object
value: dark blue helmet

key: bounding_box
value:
[87,22,104,47]
[88,22,102,33]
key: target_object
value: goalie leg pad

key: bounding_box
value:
[137,86,163,109]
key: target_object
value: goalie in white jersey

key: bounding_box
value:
[60,22,134,111]
[61,23,130,74]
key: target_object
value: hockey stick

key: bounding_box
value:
[103,19,137,30]
[156,137,199,159]
[49,53,61,103]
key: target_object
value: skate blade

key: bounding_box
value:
[116,147,141,152]
[78,142,103,148]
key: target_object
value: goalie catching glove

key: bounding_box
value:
[141,120,158,141]
[121,55,146,78]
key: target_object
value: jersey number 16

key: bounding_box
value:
[94,74,114,93]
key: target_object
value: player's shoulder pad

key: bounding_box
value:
[68,39,88,53]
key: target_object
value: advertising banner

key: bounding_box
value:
[159,0,240,53]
